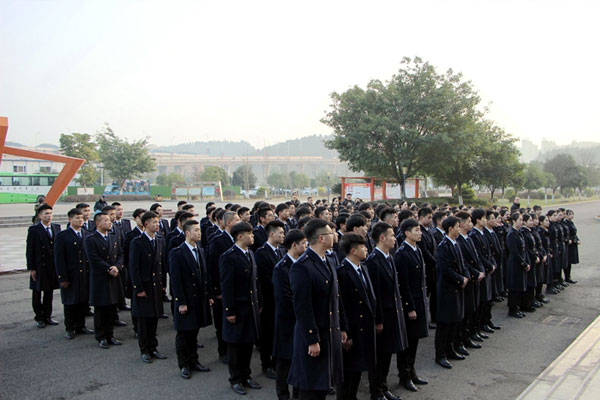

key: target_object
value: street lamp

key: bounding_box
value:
[402,166,408,199]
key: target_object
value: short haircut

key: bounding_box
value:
[237,206,250,216]
[433,211,447,226]
[150,203,161,211]
[101,205,115,213]
[346,214,366,232]
[205,202,215,210]
[75,202,90,209]
[533,205,542,212]
[359,210,371,220]
[265,220,285,235]
[296,216,312,231]
[398,210,413,224]
[295,206,312,219]
[335,213,350,230]
[141,211,159,226]
[442,216,460,233]
[471,208,485,224]
[283,229,306,250]
[206,205,217,216]
[371,221,392,244]
[510,212,522,224]
[178,211,194,223]
[358,203,372,212]
[36,203,52,215]
[275,203,289,215]
[455,211,471,223]
[230,204,241,212]
[177,200,187,207]
[485,210,496,220]
[93,211,108,223]
[315,206,327,219]
[375,204,388,218]
[223,211,237,226]
[401,218,419,235]
[224,203,233,210]
[418,207,433,219]
[257,207,272,222]
[67,208,83,218]
[379,207,397,222]
[547,209,556,217]
[231,222,253,240]
[539,215,547,223]
[340,232,366,255]
[522,213,532,223]
[132,208,146,219]
[182,219,199,233]
[111,202,122,207]
[173,210,186,223]
[304,218,330,244]
[182,204,195,211]
[215,209,227,222]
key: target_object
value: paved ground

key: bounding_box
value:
[0,200,598,400]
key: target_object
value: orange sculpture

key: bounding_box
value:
[0,117,85,206]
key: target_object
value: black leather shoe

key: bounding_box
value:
[159,314,169,319]
[546,287,559,294]
[328,387,336,395]
[197,343,204,348]
[244,377,262,389]
[98,339,109,349]
[566,279,577,284]
[108,337,122,345]
[191,362,210,372]
[85,309,94,317]
[78,327,95,334]
[412,376,428,385]
[494,296,505,302]
[488,321,502,330]
[36,321,46,328]
[141,353,152,363]
[436,358,452,369]
[478,331,489,339]
[231,383,247,395]
[464,339,482,349]
[119,305,131,311]
[113,320,127,327]
[521,307,536,313]
[65,330,75,339]
[537,296,550,304]
[532,300,543,308]
[263,367,277,379]
[470,334,484,342]
[151,350,167,359]
[383,390,402,400]
[180,367,190,379]
[45,318,59,326]
[508,311,523,318]
[481,325,494,333]
[447,351,465,360]
[454,345,470,356]
[401,378,418,392]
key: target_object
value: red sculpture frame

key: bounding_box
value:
[0,116,85,206]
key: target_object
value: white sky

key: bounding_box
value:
[1,0,599,149]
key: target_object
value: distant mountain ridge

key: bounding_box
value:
[152,134,339,159]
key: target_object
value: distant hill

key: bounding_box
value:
[5,141,24,147]
[153,134,338,159]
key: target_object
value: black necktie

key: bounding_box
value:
[192,247,199,265]
[245,251,252,265]
[77,231,82,239]
[274,248,281,261]
[385,256,394,275]
[46,226,52,238]
[357,266,367,287]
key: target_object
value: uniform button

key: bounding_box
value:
[330,312,332,316]
[360,315,363,318]
[152,273,155,276]
[80,270,83,272]
[250,290,253,294]
[309,329,313,334]
[153,283,156,286]
[359,301,362,304]
[226,307,229,311]
[325,280,329,284]
[360,328,363,332]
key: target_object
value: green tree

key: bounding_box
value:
[291,172,310,189]
[231,165,257,190]
[267,172,291,189]
[59,132,99,187]
[523,162,545,202]
[315,170,337,188]
[96,124,155,189]
[323,57,482,198]
[156,172,185,186]
[198,166,229,185]
[544,153,580,193]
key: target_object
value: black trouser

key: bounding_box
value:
[228,342,254,385]
[565,263,572,280]
[398,337,419,381]
[462,313,475,339]
[137,317,159,354]
[119,267,128,308]
[298,390,327,400]
[94,304,116,341]
[535,283,544,297]
[521,287,535,309]
[176,329,199,368]
[336,370,364,400]
[64,303,87,331]
[372,351,393,398]
[276,358,292,400]
[32,290,53,321]
[260,305,275,370]
[213,298,227,357]
[507,290,523,311]
[435,321,458,360]
[429,290,437,324]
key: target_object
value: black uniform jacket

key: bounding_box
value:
[435,237,468,323]
[27,222,61,291]
[395,242,429,339]
[54,228,89,305]
[272,254,296,360]
[85,231,124,306]
[129,234,165,318]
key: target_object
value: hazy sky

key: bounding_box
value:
[1,0,599,149]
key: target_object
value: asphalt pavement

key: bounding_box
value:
[0,200,599,400]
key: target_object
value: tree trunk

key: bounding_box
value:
[457,183,463,205]
[490,187,495,200]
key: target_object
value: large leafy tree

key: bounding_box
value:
[231,165,257,189]
[323,57,481,198]
[544,153,581,193]
[59,132,99,188]
[198,166,229,185]
[523,162,545,200]
[267,172,291,189]
[96,124,155,188]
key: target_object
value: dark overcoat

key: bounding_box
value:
[26,222,61,291]
[54,228,89,305]
[418,225,437,296]
[85,231,124,306]
[364,249,408,353]
[219,246,260,344]
[394,243,429,339]
[255,242,286,316]
[484,227,505,294]
[288,249,343,390]
[469,229,496,300]
[505,228,529,292]
[520,227,538,288]
[129,234,165,318]
[272,254,296,360]
[435,238,468,323]
[337,259,377,372]
[169,243,212,331]
[251,225,268,252]
[565,219,580,264]
[207,231,234,297]
[456,234,482,313]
